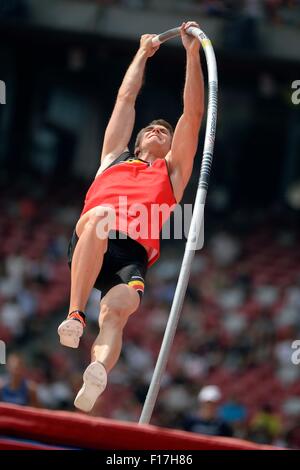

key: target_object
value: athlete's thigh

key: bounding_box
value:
[76,205,115,238]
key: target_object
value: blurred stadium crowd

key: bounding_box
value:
[1,0,300,452]
[1,190,300,448]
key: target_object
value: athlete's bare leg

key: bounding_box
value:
[74,284,140,411]
[92,284,140,372]
[68,206,114,314]
[58,205,113,348]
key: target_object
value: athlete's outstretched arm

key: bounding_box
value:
[100,35,160,163]
[166,21,204,188]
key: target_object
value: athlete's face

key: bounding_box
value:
[139,125,172,158]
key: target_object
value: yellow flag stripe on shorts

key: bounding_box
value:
[128,280,144,288]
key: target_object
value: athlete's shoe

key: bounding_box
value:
[58,311,86,349]
[74,361,107,412]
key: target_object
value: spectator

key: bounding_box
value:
[0,353,39,407]
[219,394,248,437]
[182,385,233,437]
[0,296,25,337]
[219,393,247,425]
[249,404,282,444]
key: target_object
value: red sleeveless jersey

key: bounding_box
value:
[81,152,177,266]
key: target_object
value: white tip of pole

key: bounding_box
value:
[152,36,161,47]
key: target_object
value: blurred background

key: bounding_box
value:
[1,0,300,449]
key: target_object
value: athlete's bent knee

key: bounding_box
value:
[100,303,130,330]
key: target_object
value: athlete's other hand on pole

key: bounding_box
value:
[181,21,201,54]
[140,34,160,58]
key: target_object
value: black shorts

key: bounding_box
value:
[67,230,148,299]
